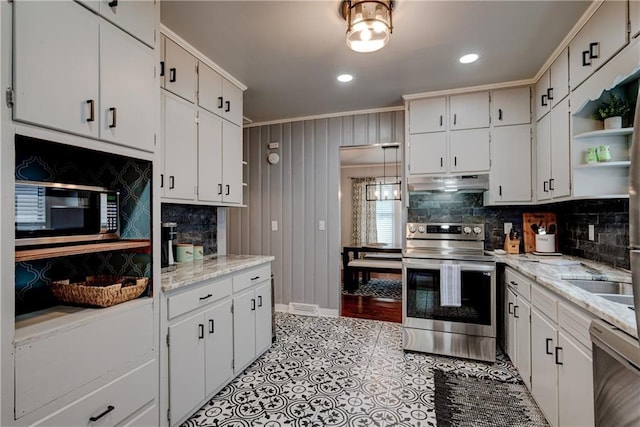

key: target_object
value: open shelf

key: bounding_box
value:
[574,127,633,139]
[15,240,151,262]
[574,160,631,169]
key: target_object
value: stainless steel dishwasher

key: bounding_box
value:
[589,319,640,427]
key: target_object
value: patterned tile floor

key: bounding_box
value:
[183,313,527,427]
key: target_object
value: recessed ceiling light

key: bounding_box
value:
[337,73,354,82]
[459,53,480,64]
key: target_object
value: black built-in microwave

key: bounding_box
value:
[15,181,119,246]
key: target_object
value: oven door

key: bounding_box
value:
[402,257,496,338]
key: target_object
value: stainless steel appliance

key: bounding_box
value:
[402,222,496,362]
[161,222,177,272]
[15,181,119,246]
[589,319,640,427]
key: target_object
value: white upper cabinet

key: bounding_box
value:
[199,63,244,126]
[536,97,570,202]
[449,129,490,173]
[490,125,532,203]
[492,87,531,127]
[100,23,155,151]
[535,48,569,121]
[13,1,155,152]
[163,94,198,200]
[408,97,447,134]
[407,132,447,175]
[449,92,490,130]
[569,0,628,90]
[95,0,156,47]
[14,2,100,139]
[631,0,640,39]
[162,36,198,103]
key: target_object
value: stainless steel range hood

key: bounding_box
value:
[407,174,489,193]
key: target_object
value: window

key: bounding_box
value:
[375,184,402,245]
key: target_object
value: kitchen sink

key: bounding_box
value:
[593,294,635,306]
[563,279,633,295]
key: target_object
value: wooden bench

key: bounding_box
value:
[345,258,402,292]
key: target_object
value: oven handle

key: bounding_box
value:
[402,258,495,272]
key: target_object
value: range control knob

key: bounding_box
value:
[473,227,482,234]
[463,226,472,234]
[418,225,426,233]
[408,225,416,233]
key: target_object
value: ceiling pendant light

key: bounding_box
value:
[366,144,401,201]
[340,0,394,53]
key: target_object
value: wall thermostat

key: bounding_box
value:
[267,152,280,165]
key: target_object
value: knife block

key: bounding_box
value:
[504,235,520,254]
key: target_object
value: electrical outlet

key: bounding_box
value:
[271,220,278,231]
[504,222,513,235]
[268,142,279,149]
[588,224,595,241]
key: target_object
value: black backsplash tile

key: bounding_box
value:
[407,193,630,269]
[161,204,218,255]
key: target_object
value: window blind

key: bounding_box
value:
[15,184,45,224]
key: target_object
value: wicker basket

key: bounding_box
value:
[49,275,149,308]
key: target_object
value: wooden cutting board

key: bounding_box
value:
[522,212,558,253]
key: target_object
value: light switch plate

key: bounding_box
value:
[268,142,279,149]
[588,224,595,241]
[272,220,278,231]
[319,220,325,231]
[504,222,512,235]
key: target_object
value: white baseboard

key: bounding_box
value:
[275,303,339,318]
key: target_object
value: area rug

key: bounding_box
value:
[342,278,402,299]
[434,369,549,427]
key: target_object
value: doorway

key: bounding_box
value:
[339,144,403,323]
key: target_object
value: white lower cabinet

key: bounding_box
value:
[531,308,560,426]
[557,330,594,427]
[504,268,531,390]
[233,280,272,374]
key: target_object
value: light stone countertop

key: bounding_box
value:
[494,253,637,339]
[161,254,275,292]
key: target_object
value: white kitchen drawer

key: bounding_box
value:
[32,359,155,426]
[505,268,531,301]
[531,285,558,322]
[233,264,271,294]
[120,401,157,426]
[558,301,594,351]
[167,277,232,320]
[15,301,154,418]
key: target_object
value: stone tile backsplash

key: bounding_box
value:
[408,193,629,269]
[161,204,218,255]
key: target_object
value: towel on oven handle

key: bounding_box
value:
[440,263,461,307]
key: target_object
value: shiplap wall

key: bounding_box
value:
[227,110,405,310]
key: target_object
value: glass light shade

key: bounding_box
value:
[344,1,393,53]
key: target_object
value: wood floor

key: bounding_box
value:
[340,272,402,323]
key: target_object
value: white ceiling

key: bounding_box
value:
[160,0,592,124]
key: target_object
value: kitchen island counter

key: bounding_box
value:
[495,253,637,338]
[161,255,275,292]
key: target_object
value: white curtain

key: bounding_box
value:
[351,178,377,246]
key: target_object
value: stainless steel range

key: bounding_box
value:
[402,222,496,362]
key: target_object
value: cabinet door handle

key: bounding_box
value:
[160,174,164,188]
[109,107,117,128]
[89,405,115,422]
[545,338,553,355]
[541,94,548,107]
[225,184,230,195]
[453,113,457,126]
[508,302,513,315]
[439,115,443,127]
[258,295,263,307]
[555,346,563,365]
[218,96,223,109]
[510,280,518,286]
[108,0,118,7]
[225,100,231,113]
[543,180,549,193]
[454,156,457,167]
[199,294,213,301]
[169,67,177,83]
[251,299,256,311]
[209,319,214,334]
[547,87,554,101]
[498,108,503,121]
[499,185,502,196]
[582,50,591,66]
[589,42,599,59]
[86,99,95,123]
[440,157,443,168]
[169,176,175,189]
[251,276,260,281]
[218,183,223,195]
[513,305,519,318]
[549,178,555,191]
[198,324,204,339]
[160,61,165,77]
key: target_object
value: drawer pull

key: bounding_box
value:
[546,87,554,101]
[199,294,213,301]
[169,67,177,83]
[258,295,263,307]
[108,0,118,7]
[251,299,256,311]
[555,346,563,365]
[541,94,548,107]
[545,338,553,355]
[89,405,115,422]
[198,324,204,339]
[513,305,519,319]
[589,41,599,59]
[209,319,215,334]
[508,302,514,315]
[498,108,503,121]
[160,61,165,77]
[87,99,95,122]
[225,100,231,113]
[582,50,591,66]
[109,107,117,128]
[510,280,518,286]
[251,276,260,281]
